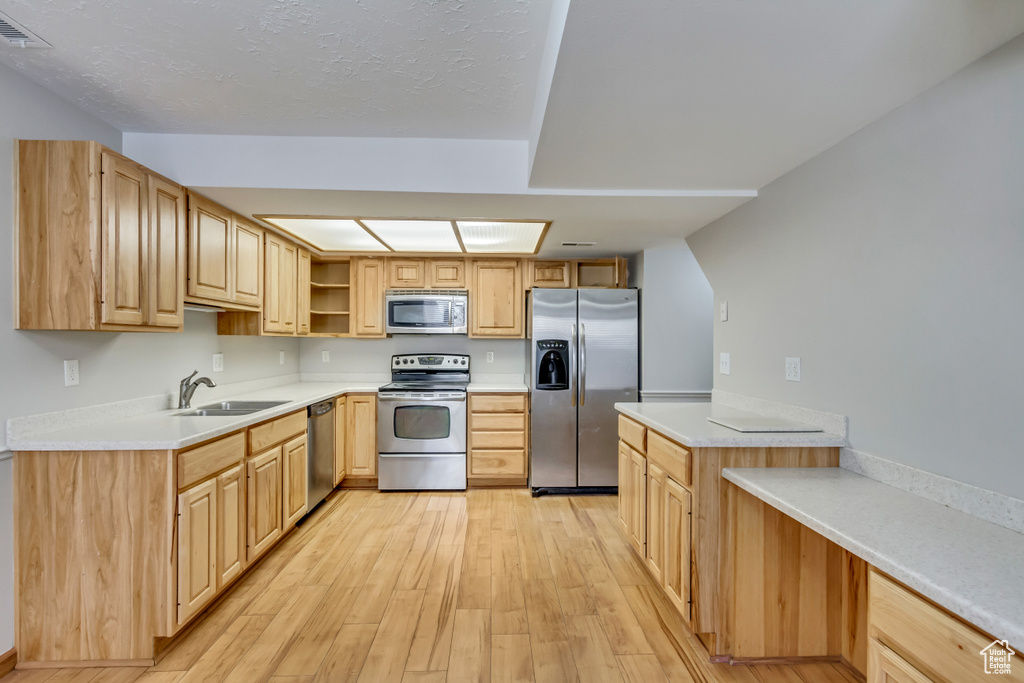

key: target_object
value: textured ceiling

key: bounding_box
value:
[0,0,551,137]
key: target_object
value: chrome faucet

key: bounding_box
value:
[179,370,217,409]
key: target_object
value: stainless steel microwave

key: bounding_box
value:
[385,290,468,334]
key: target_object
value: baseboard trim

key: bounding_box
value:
[17,658,152,669]
[727,654,841,666]
[0,648,16,676]
[469,478,528,488]
[339,477,378,489]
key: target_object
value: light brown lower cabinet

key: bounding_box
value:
[177,478,218,626]
[282,433,308,529]
[868,640,930,683]
[628,446,647,556]
[468,393,528,483]
[346,394,377,477]
[216,464,245,590]
[646,462,666,584]
[335,395,347,485]
[247,445,283,563]
[662,476,692,621]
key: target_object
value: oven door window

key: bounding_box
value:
[394,405,451,440]
[389,300,451,328]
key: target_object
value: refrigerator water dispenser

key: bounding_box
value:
[535,339,569,390]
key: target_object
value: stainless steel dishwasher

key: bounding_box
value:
[307,399,335,512]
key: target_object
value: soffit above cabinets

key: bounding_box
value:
[256,216,550,255]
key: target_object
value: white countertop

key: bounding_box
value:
[614,402,846,448]
[723,467,1024,649]
[8,378,528,452]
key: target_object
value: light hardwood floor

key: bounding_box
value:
[2,489,860,683]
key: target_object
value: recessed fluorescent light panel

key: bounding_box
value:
[456,221,547,254]
[259,217,388,252]
[361,220,462,253]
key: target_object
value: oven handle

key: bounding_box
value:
[378,394,467,402]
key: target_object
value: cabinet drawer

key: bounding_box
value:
[868,570,1019,682]
[471,431,526,449]
[471,413,526,431]
[647,432,690,488]
[249,410,307,453]
[618,415,646,453]
[178,432,245,489]
[470,450,526,476]
[470,394,527,413]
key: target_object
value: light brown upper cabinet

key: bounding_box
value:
[232,218,264,308]
[263,232,298,335]
[353,257,386,337]
[529,260,572,288]
[470,259,524,338]
[387,259,426,288]
[16,140,186,331]
[297,248,311,336]
[428,259,466,288]
[186,192,263,311]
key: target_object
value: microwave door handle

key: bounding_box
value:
[570,323,577,407]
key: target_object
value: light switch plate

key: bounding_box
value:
[720,300,728,322]
[322,350,330,363]
[63,359,79,387]
[279,350,285,365]
[719,352,731,375]
[785,357,801,382]
[212,353,224,372]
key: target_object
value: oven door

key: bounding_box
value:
[377,393,467,454]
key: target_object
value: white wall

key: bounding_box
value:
[300,336,526,377]
[637,245,714,398]
[0,62,300,654]
[687,35,1024,500]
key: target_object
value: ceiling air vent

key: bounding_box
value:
[0,11,51,48]
[561,241,596,247]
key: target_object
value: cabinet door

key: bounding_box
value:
[663,477,691,621]
[388,259,426,288]
[281,241,298,333]
[216,464,245,590]
[353,258,386,337]
[233,218,263,307]
[867,640,931,683]
[100,153,147,326]
[177,478,217,625]
[297,248,311,335]
[282,434,308,529]
[187,193,233,303]
[346,395,377,476]
[428,259,465,288]
[629,448,647,556]
[470,259,523,337]
[147,176,185,327]
[263,234,283,332]
[530,261,572,288]
[617,441,631,535]
[247,446,283,563]
[646,462,666,584]
[334,396,347,485]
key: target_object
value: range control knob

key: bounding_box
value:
[461,359,467,365]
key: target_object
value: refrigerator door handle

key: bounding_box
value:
[580,323,586,406]
[570,323,577,407]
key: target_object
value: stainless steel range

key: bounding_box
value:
[377,353,469,491]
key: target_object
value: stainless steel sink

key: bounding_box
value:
[177,400,289,417]
[199,400,290,411]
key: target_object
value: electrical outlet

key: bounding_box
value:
[719,352,730,375]
[63,359,79,387]
[212,353,224,372]
[321,350,330,363]
[279,350,285,365]
[486,351,494,363]
[720,300,728,322]
[785,357,801,382]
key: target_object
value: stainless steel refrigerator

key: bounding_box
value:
[528,288,638,493]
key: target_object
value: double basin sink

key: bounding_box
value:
[177,400,289,417]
